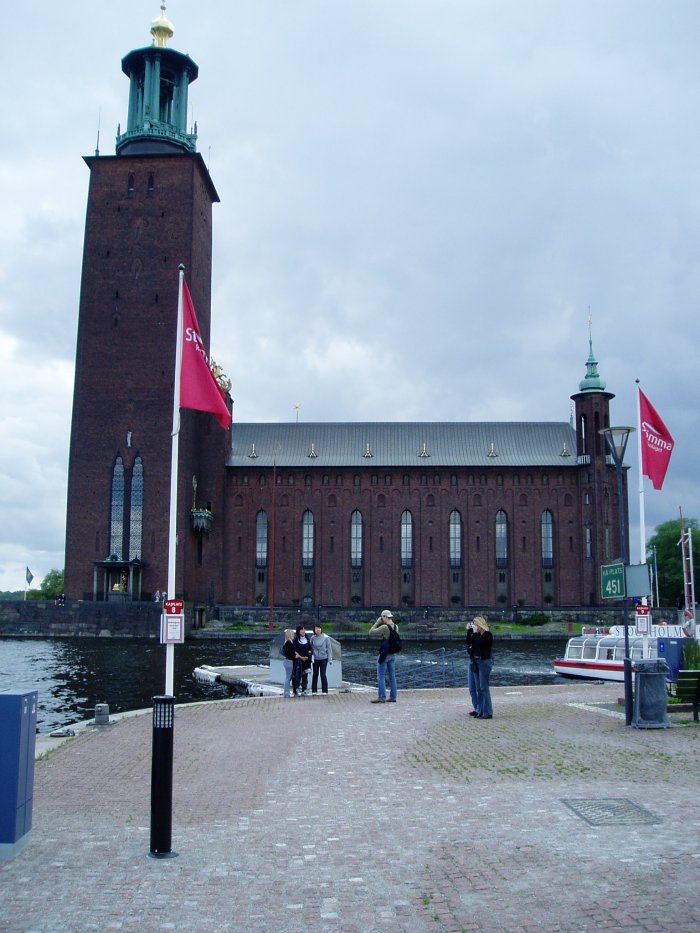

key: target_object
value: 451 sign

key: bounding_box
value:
[601,563,626,599]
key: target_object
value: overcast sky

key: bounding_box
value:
[2,1,699,592]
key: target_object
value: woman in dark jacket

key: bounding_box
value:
[472,616,494,719]
[282,630,296,697]
[292,625,313,696]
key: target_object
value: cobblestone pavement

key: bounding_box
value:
[2,683,699,933]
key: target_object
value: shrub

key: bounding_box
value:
[520,612,550,627]
[682,639,700,670]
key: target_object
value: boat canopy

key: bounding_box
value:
[564,636,658,663]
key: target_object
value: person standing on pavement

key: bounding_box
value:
[369,610,398,704]
[281,629,296,697]
[310,624,332,695]
[472,616,494,719]
[292,624,313,696]
[465,620,480,717]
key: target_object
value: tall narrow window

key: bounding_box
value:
[302,510,314,568]
[449,510,461,568]
[256,510,268,567]
[495,510,508,568]
[585,527,593,560]
[401,510,413,569]
[541,510,553,567]
[351,510,362,568]
[109,457,125,558]
[129,456,143,559]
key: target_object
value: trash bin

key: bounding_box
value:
[632,659,670,729]
[0,692,38,860]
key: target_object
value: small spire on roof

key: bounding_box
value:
[151,2,174,48]
[363,443,373,458]
[247,443,258,459]
[488,442,498,458]
[307,443,318,458]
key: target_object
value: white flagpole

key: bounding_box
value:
[635,380,647,568]
[165,265,186,695]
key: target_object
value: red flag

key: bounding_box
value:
[639,388,673,490]
[180,282,231,429]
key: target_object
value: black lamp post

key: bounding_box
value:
[599,425,635,725]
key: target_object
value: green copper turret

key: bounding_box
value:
[116,3,198,155]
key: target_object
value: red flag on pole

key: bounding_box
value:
[639,388,673,490]
[180,282,231,429]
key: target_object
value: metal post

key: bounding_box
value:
[149,696,178,859]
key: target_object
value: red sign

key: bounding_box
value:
[163,599,184,615]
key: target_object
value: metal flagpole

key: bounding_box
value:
[635,380,647,567]
[165,265,186,696]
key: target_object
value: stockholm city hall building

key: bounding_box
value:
[64,8,628,616]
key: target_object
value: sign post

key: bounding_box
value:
[601,563,626,600]
[161,599,184,695]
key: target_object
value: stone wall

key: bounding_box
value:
[0,600,168,639]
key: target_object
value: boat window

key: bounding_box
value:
[567,645,582,659]
[614,647,625,660]
[630,645,644,660]
[582,644,597,659]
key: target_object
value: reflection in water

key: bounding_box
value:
[0,636,567,733]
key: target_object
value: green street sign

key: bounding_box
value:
[601,563,626,599]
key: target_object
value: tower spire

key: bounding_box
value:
[116,4,198,155]
[578,312,606,393]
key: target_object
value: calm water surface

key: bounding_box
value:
[0,636,567,733]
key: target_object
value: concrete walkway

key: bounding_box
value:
[2,683,699,932]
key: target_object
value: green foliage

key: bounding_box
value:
[519,612,550,627]
[26,569,64,601]
[647,518,699,607]
[682,640,700,671]
[0,590,23,601]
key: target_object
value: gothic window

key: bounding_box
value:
[351,510,362,568]
[256,510,268,568]
[541,510,553,567]
[302,510,314,568]
[401,510,413,569]
[128,457,143,560]
[449,510,461,569]
[495,510,508,568]
[109,457,125,558]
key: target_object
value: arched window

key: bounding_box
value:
[129,456,143,560]
[401,510,413,569]
[495,510,508,568]
[109,457,125,558]
[449,510,461,568]
[302,510,314,568]
[351,510,362,568]
[541,510,553,567]
[256,510,268,568]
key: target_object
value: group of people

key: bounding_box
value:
[281,624,333,697]
[367,610,494,716]
[281,610,494,717]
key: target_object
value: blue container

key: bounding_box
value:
[657,637,686,682]
[0,691,38,860]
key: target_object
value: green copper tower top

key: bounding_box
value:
[116,3,198,156]
[578,316,607,394]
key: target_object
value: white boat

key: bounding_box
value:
[553,625,688,682]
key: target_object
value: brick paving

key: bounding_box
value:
[2,683,700,932]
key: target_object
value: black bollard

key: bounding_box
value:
[149,695,178,859]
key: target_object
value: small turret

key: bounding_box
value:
[116,3,198,156]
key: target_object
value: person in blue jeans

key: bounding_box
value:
[465,621,480,716]
[472,616,493,719]
[369,610,398,703]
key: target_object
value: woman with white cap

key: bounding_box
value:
[368,610,399,703]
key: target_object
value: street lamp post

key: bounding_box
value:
[599,426,635,725]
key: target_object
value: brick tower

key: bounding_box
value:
[64,6,228,605]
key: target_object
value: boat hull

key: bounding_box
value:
[553,659,625,682]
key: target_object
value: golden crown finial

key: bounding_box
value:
[151,2,174,48]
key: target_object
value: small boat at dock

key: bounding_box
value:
[553,625,689,682]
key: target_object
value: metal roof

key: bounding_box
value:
[226,422,578,469]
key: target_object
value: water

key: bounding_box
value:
[0,636,567,733]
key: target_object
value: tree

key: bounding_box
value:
[26,569,65,601]
[647,519,699,608]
